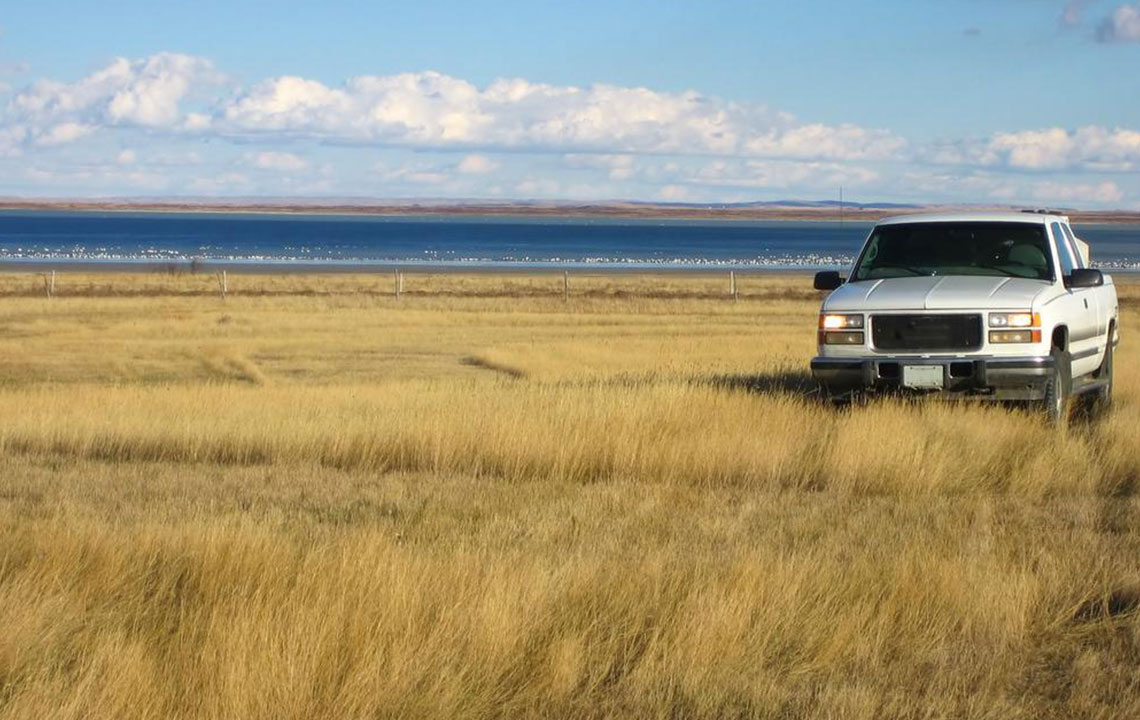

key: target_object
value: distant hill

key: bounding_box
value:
[0,197,1136,223]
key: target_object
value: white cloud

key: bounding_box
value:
[515,178,562,197]
[8,60,901,161]
[372,159,453,186]
[692,158,879,190]
[216,70,901,161]
[743,124,904,161]
[926,126,1140,171]
[1061,0,1096,26]
[250,150,307,171]
[1,51,1138,206]
[0,62,32,77]
[989,128,1076,169]
[22,164,171,190]
[890,169,1126,208]
[1031,180,1123,204]
[456,154,498,174]
[187,172,251,195]
[564,153,635,180]
[658,184,690,201]
[35,122,95,146]
[4,53,219,149]
[0,125,28,156]
[404,171,449,184]
[1097,4,1140,41]
[183,112,212,130]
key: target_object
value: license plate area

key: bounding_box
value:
[902,364,944,389]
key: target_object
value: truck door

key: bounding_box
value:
[1051,221,1100,377]
[1062,223,1107,337]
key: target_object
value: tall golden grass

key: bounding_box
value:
[0,271,1138,719]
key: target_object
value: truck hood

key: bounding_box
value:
[824,276,1051,312]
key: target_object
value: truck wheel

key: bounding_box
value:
[1093,337,1114,410]
[1042,348,1071,425]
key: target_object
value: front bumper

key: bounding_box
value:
[810,354,1054,400]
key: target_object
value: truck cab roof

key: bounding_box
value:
[877,212,1071,226]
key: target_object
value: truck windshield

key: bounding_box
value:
[852,222,1054,282]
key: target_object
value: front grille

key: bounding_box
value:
[871,314,983,352]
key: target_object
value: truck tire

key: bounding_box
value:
[1042,348,1071,424]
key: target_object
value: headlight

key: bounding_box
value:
[988,312,1039,328]
[819,313,864,329]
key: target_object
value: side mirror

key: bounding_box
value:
[1066,268,1103,289]
[813,271,844,291]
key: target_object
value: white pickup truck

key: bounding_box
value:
[811,212,1119,421]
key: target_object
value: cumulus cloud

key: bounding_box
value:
[893,168,1126,207]
[742,123,903,161]
[22,164,171,191]
[564,153,635,179]
[35,121,95,146]
[250,150,307,171]
[1032,180,1124,204]
[0,125,27,156]
[692,158,879,190]
[0,62,32,76]
[1097,4,1140,41]
[925,126,1140,171]
[216,70,902,161]
[658,184,690,201]
[456,154,498,174]
[1,58,903,163]
[187,172,251,195]
[1,51,1137,206]
[372,160,453,186]
[3,53,219,149]
[1061,0,1097,26]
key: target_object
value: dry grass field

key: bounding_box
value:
[0,270,1138,719]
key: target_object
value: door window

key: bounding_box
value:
[1052,222,1076,276]
[1060,224,1085,268]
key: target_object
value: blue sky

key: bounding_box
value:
[1,0,1139,206]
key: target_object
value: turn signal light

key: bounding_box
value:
[989,329,1041,344]
[820,331,865,345]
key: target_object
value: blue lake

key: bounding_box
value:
[0,211,1137,270]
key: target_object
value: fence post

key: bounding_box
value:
[563,271,569,302]
[730,271,737,302]
[218,271,228,298]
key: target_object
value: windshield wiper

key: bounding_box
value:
[865,265,929,277]
[970,265,1025,278]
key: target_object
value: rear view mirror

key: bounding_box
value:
[813,271,844,291]
[1066,268,1103,289]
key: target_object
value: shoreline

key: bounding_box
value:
[4,200,1140,224]
[0,259,827,276]
[3,260,1137,276]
